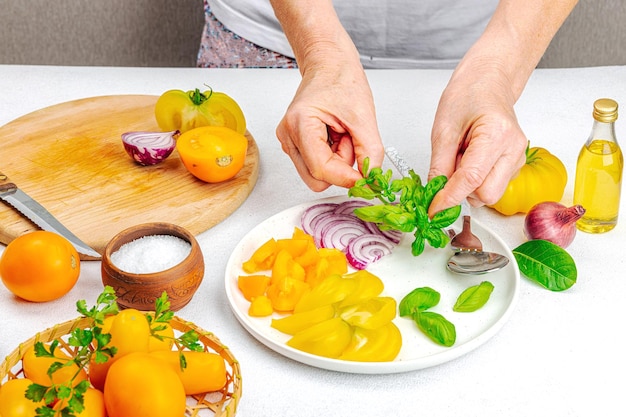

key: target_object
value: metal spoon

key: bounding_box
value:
[384,146,509,275]
[446,214,510,275]
[446,201,509,274]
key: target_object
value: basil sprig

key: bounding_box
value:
[348,158,461,256]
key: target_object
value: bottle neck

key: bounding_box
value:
[589,119,618,144]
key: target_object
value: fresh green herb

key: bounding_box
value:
[453,281,494,312]
[399,287,456,347]
[512,239,577,291]
[398,286,440,316]
[26,286,119,417]
[348,158,461,256]
[25,287,200,417]
[415,311,456,347]
[146,292,203,371]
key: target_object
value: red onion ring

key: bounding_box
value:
[345,234,396,270]
[315,214,371,250]
[301,200,402,268]
[300,203,339,235]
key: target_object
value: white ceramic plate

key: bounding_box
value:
[225,197,519,374]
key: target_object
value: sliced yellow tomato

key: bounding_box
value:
[286,317,353,359]
[339,322,402,362]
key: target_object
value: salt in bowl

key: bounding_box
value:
[101,222,204,311]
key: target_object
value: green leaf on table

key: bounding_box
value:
[399,287,440,316]
[415,311,456,347]
[512,239,577,291]
[453,281,494,312]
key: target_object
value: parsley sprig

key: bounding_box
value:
[24,287,200,417]
[348,158,461,256]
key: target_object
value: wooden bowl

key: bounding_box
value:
[101,222,204,311]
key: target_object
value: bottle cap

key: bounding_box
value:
[593,98,618,123]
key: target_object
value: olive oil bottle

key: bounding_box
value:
[573,98,623,233]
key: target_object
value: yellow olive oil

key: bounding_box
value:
[573,140,623,232]
[573,98,623,233]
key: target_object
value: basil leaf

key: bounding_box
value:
[430,204,462,228]
[353,205,389,223]
[422,175,447,208]
[399,287,440,316]
[512,240,577,291]
[423,228,449,249]
[453,281,494,312]
[411,232,426,256]
[415,311,456,347]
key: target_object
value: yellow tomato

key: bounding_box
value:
[154,88,246,134]
[54,387,106,417]
[103,352,186,417]
[22,344,88,387]
[176,126,248,183]
[148,321,175,352]
[0,231,80,302]
[89,308,151,390]
[489,146,567,215]
[0,378,46,417]
[149,350,227,394]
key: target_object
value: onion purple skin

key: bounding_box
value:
[121,130,179,166]
[523,201,586,248]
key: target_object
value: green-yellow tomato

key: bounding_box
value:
[154,88,246,134]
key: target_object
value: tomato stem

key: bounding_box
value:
[525,141,541,165]
[188,88,209,105]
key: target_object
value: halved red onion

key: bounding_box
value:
[122,130,179,166]
[346,234,396,270]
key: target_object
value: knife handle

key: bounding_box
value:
[0,171,17,194]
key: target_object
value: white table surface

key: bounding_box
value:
[1,65,625,417]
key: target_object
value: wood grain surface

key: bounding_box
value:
[0,95,260,259]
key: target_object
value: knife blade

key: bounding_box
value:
[0,171,101,259]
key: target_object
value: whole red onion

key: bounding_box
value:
[524,202,586,248]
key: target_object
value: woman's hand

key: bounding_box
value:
[276,63,383,191]
[427,59,528,216]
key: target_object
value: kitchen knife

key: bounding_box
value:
[0,171,101,259]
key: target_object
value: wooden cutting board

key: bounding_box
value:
[0,95,259,259]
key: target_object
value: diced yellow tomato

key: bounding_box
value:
[238,274,271,301]
[286,317,353,359]
[339,322,402,362]
[319,248,348,276]
[293,241,320,268]
[266,275,310,312]
[248,295,274,317]
[276,238,309,258]
[338,297,397,330]
[271,304,335,335]
[242,238,278,273]
[271,249,305,283]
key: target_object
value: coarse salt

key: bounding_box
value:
[110,234,192,274]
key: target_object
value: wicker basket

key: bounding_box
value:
[0,316,242,417]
